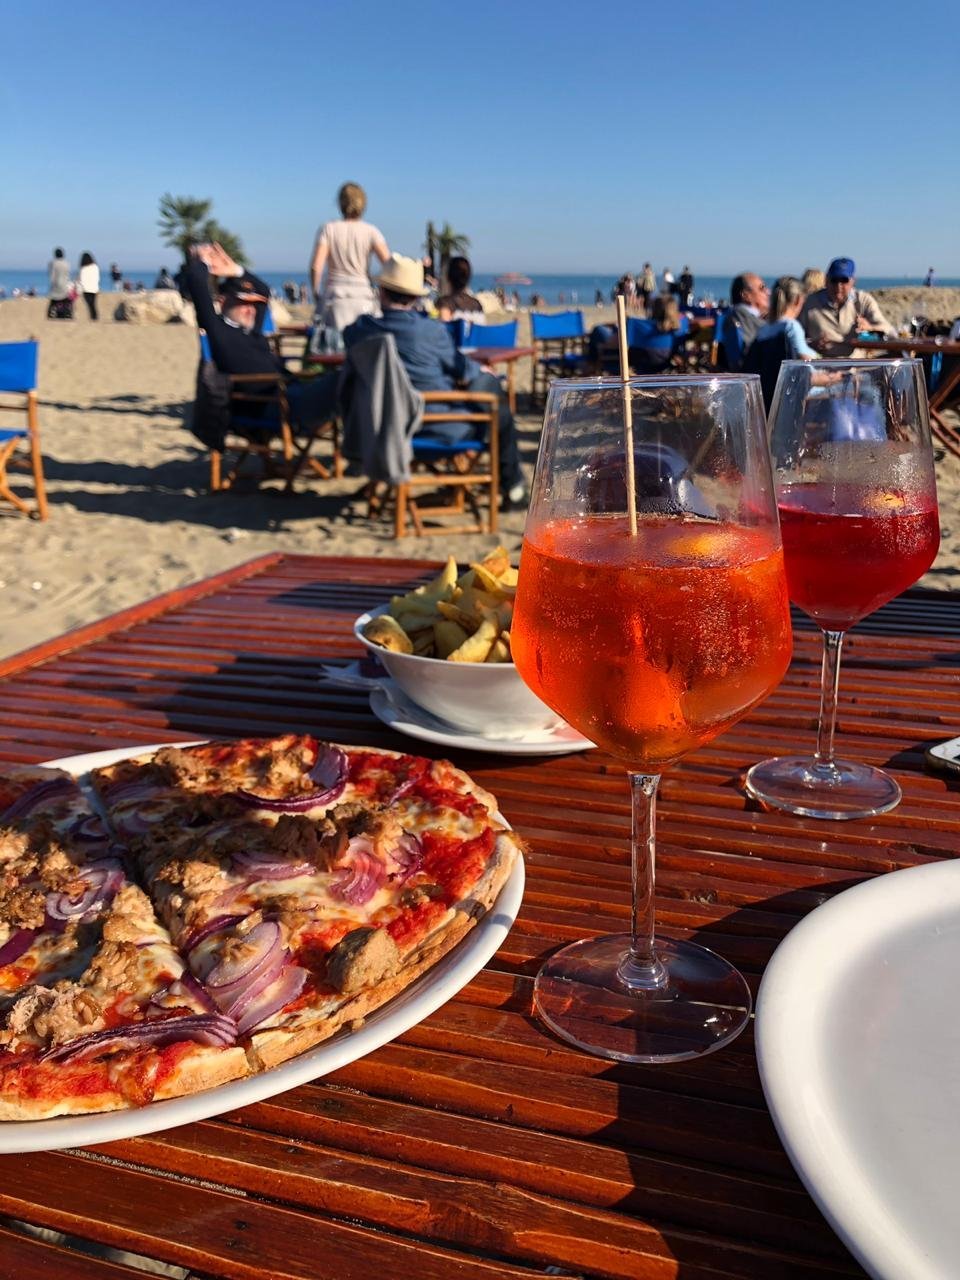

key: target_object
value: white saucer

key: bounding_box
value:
[370,681,595,756]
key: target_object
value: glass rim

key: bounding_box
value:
[779,357,923,369]
[547,373,761,391]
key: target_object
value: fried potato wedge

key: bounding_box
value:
[436,600,482,632]
[389,557,458,618]
[448,616,499,663]
[479,546,511,577]
[434,619,470,658]
[369,553,518,662]
[484,638,511,664]
[363,615,414,654]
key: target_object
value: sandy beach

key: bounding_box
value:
[0,290,957,662]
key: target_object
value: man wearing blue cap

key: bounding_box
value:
[800,257,893,355]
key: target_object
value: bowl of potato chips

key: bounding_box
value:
[355,547,564,736]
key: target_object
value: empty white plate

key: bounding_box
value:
[757,859,960,1280]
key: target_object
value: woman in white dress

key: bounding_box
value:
[309,183,390,342]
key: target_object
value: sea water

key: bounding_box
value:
[1,267,954,308]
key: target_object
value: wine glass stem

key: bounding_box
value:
[619,772,667,991]
[814,629,845,770]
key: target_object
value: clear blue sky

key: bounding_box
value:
[2,0,956,275]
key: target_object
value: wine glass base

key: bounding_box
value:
[745,755,902,820]
[533,934,752,1063]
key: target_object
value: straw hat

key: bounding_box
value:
[377,254,430,298]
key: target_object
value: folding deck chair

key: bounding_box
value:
[0,341,47,520]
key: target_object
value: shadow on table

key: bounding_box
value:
[513,877,873,1277]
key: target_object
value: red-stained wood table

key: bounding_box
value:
[0,553,959,1279]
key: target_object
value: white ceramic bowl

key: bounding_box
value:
[354,606,564,736]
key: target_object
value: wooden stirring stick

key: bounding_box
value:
[616,294,638,536]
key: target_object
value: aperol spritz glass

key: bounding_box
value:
[745,359,940,820]
[512,375,793,1062]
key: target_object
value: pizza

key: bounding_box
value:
[0,738,520,1118]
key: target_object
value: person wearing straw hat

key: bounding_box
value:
[344,254,526,507]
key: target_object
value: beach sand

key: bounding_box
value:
[0,294,957,662]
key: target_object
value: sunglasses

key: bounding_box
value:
[830,277,852,284]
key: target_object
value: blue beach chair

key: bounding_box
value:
[530,310,588,402]
[464,320,518,349]
[714,310,745,371]
[0,341,47,520]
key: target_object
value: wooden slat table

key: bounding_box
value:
[1,553,959,1279]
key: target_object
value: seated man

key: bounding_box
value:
[724,273,770,369]
[801,257,893,356]
[344,255,526,507]
[436,256,484,321]
[182,242,334,447]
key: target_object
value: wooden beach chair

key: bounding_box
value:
[198,333,341,492]
[341,335,499,537]
[0,340,47,520]
[398,391,500,537]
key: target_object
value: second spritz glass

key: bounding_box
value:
[512,375,793,1063]
[745,359,940,820]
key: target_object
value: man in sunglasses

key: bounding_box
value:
[717,273,771,370]
[800,257,892,356]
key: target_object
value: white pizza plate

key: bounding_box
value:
[0,742,524,1154]
[756,859,960,1280]
[370,682,596,756]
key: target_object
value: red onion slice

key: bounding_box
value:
[0,929,37,967]
[330,848,385,906]
[103,779,160,805]
[230,849,314,881]
[183,913,244,956]
[236,965,308,1035]
[233,744,347,813]
[114,810,164,836]
[205,921,281,989]
[386,767,427,805]
[150,971,217,1016]
[2,777,74,824]
[39,1013,237,1063]
[69,814,110,843]
[392,833,423,882]
[209,880,250,912]
[215,947,288,1021]
[45,867,125,922]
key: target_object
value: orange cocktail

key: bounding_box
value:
[512,515,792,770]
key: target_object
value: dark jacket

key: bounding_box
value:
[730,304,764,349]
[183,257,280,378]
[344,308,480,393]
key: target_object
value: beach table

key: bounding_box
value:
[303,346,536,414]
[863,337,960,457]
[0,553,958,1278]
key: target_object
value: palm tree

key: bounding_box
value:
[424,221,437,282]
[157,194,247,264]
[436,223,470,289]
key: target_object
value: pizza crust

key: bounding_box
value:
[3,739,522,1116]
[247,829,520,1071]
[0,1046,249,1121]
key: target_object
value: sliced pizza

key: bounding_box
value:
[93,738,520,1071]
[0,768,248,1119]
